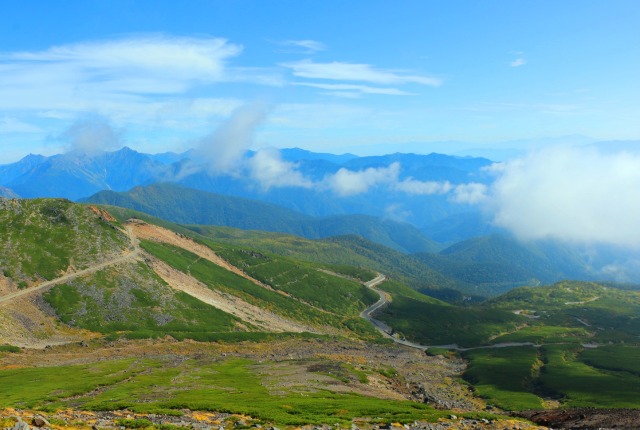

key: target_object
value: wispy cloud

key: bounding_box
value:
[509,51,527,67]
[280,39,327,54]
[0,117,42,134]
[326,163,401,196]
[248,148,314,190]
[0,35,279,124]
[194,101,270,174]
[395,178,453,195]
[1,35,242,94]
[294,82,415,96]
[451,182,488,204]
[322,162,461,198]
[56,114,123,155]
[282,60,443,86]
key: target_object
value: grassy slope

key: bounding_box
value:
[458,282,640,410]
[43,260,244,340]
[7,200,640,412]
[95,205,469,302]
[376,291,522,347]
[0,356,460,425]
[141,240,381,341]
[0,199,128,283]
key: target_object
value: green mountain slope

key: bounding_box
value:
[0,198,383,343]
[375,279,640,411]
[44,260,244,339]
[181,223,469,302]
[83,183,441,253]
[414,234,593,296]
[0,198,129,283]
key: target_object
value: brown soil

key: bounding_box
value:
[516,408,640,429]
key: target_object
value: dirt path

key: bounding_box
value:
[565,296,600,305]
[0,226,140,305]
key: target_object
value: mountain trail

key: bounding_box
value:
[0,225,138,349]
[0,225,140,305]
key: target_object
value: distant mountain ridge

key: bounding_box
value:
[0,146,493,240]
[84,183,441,254]
[414,234,596,296]
[0,186,19,198]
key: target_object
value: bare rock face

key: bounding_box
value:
[12,421,30,430]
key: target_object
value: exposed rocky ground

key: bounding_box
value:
[0,408,546,430]
[515,408,640,430]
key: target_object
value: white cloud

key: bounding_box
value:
[57,114,123,155]
[0,35,279,127]
[395,178,452,195]
[0,35,242,98]
[281,40,327,53]
[509,51,527,67]
[484,146,640,248]
[282,60,442,86]
[0,117,42,134]
[323,163,455,197]
[194,101,270,174]
[294,82,415,96]
[326,163,401,196]
[247,149,314,190]
[451,182,488,204]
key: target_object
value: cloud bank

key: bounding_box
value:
[248,149,314,190]
[485,146,640,248]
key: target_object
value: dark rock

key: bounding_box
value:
[31,416,49,428]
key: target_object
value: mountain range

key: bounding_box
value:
[0,146,492,241]
[2,145,639,289]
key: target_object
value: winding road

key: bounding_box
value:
[0,226,140,305]
[360,274,552,352]
[360,274,430,350]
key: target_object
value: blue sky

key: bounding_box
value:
[1,0,639,162]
